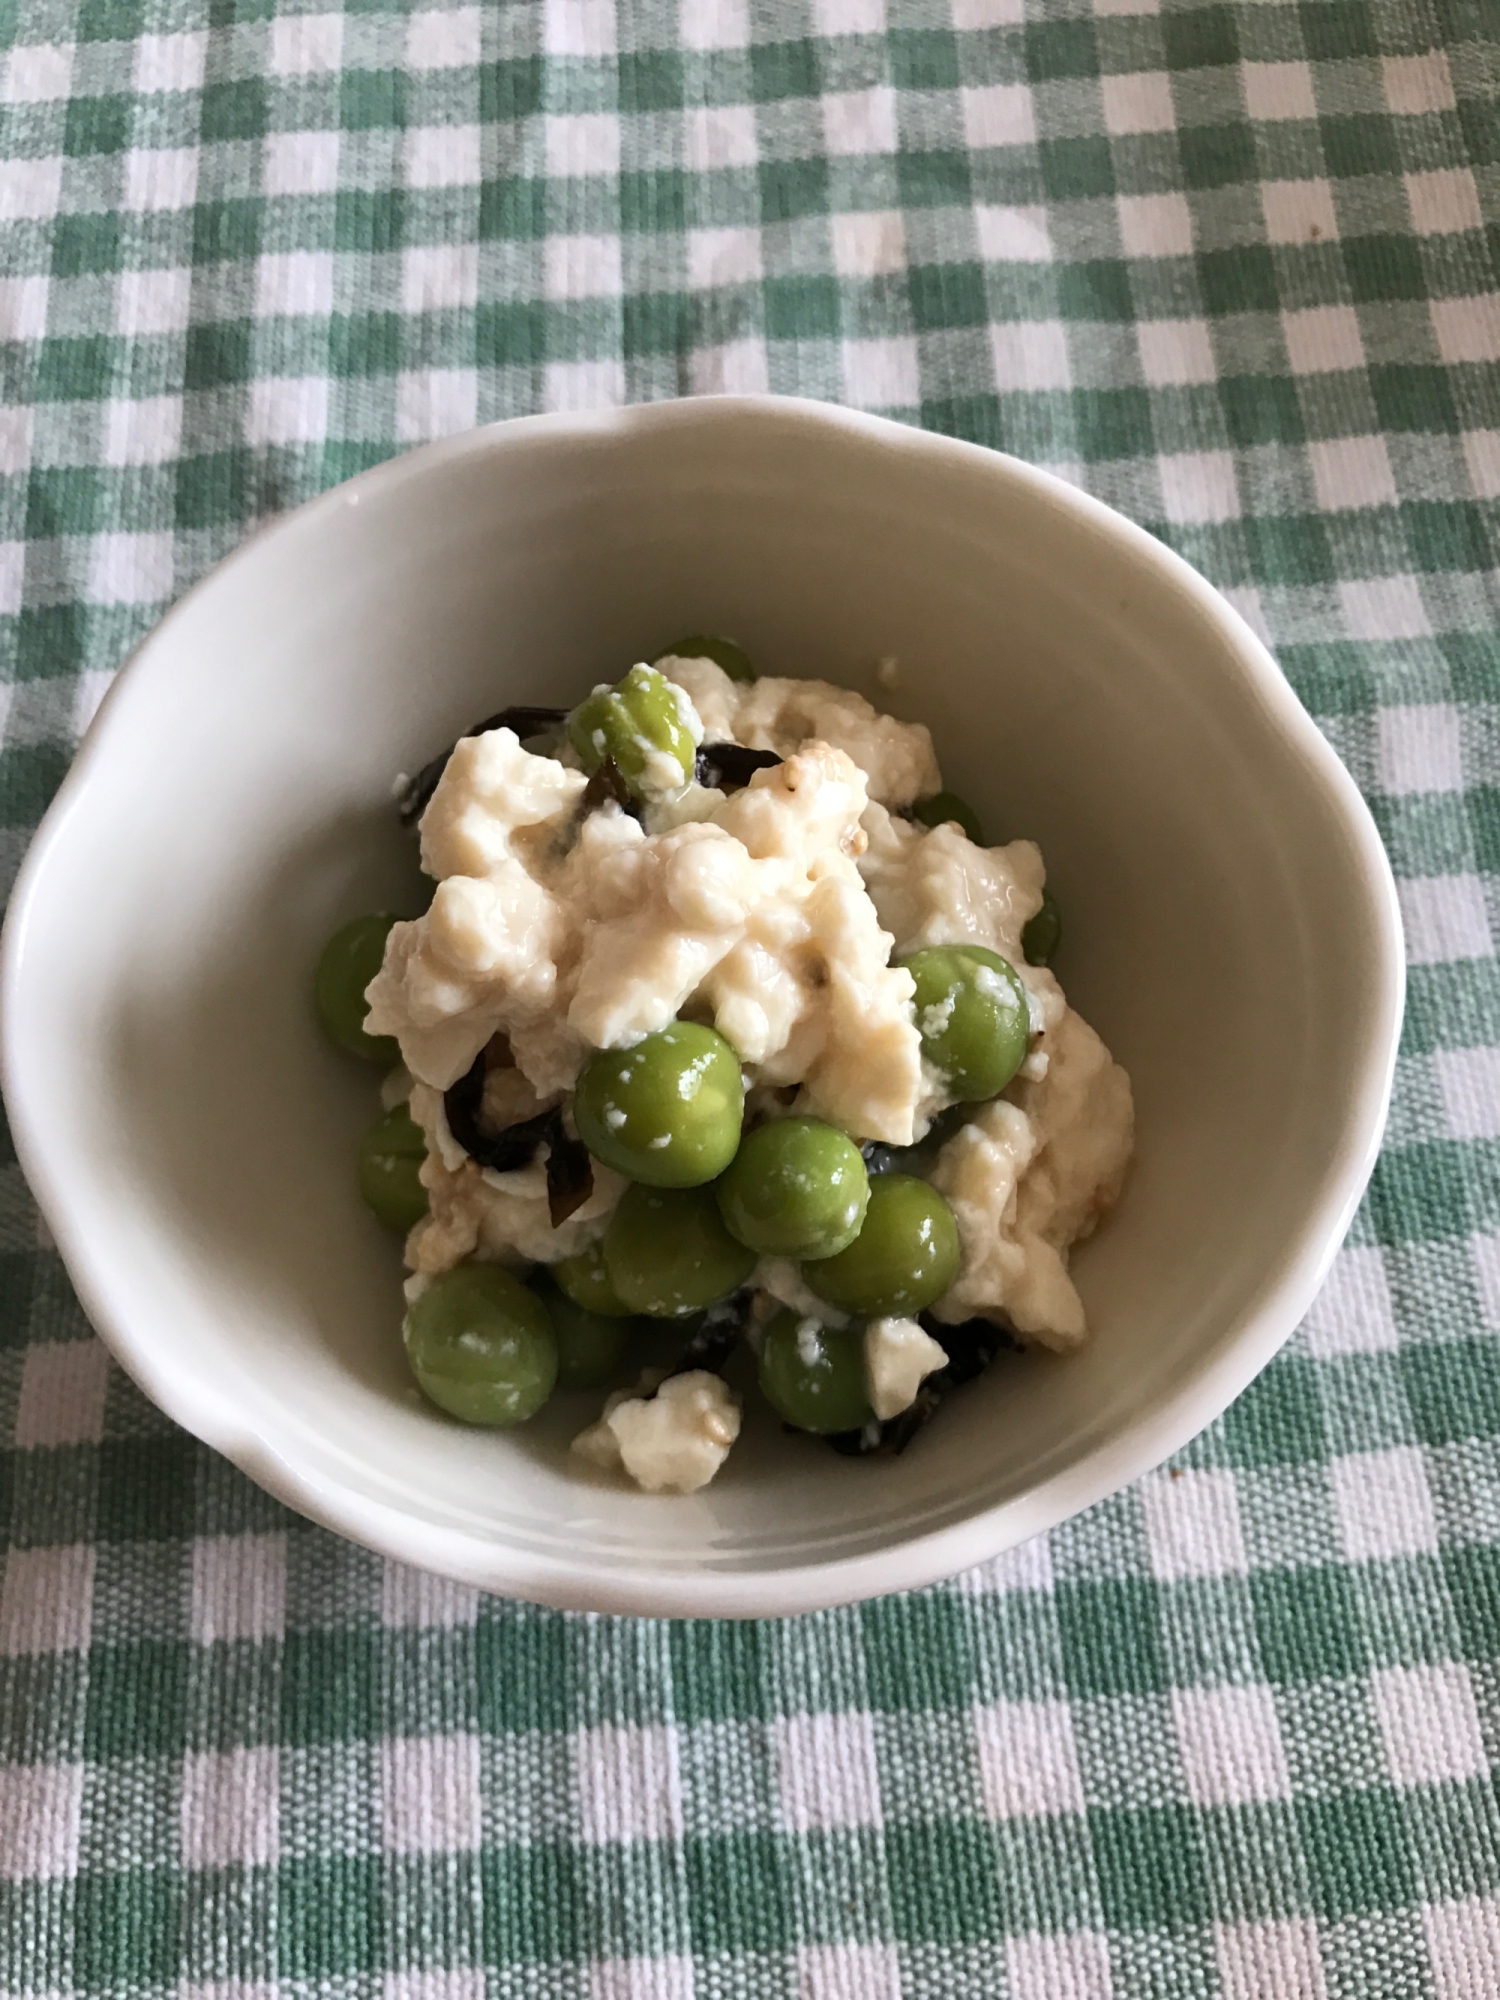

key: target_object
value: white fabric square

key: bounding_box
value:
[977,204,1051,262]
[687,226,762,289]
[384,1974,485,2000]
[1472,1228,1500,1329]
[0,542,24,616]
[576,1723,684,1844]
[1398,874,1494,966]
[823,86,897,156]
[1138,318,1215,386]
[103,394,182,468]
[795,1943,901,2000]
[842,336,920,409]
[1425,1898,1500,2000]
[1282,304,1364,374]
[1101,71,1174,136]
[1384,52,1456,115]
[381,1562,480,1629]
[254,251,335,320]
[262,132,340,197]
[680,0,750,49]
[1,158,62,221]
[15,1340,110,1448]
[1309,435,1395,513]
[990,320,1071,391]
[181,1746,280,1869]
[545,112,621,179]
[402,245,479,312]
[72,668,112,734]
[1372,1664,1488,1787]
[961,83,1036,149]
[89,532,174,605]
[0,1765,83,1882]
[1215,1918,1328,2000]
[958,1534,1055,1595]
[1463,430,1500,500]
[1331,1448,1439,1560]
[544,234,623,301]
[831,209,905,276]
[1433,297,1500,366]
[1301,1245,1399,1357]
[0,275,48,341]
[1142,1467,1248,1578]
[691,340,769,395]
[190,1533,287,1645]
[814,0,886,27]
[773,1711,882,1831]
[1262,179,1338,246]
[1220,583,1270,643]
[1007,1932,1113,2000]
[548,360,628,410]
[381,1734,483,1854]
[1377,703,1463,796]
[404,125,481,188]
[407,8,482,69]
[396,368,478,442]
[1406,169,1484,237]
[1338,574,1430,641]
[115,268,191,337]
[1242,61,1317,122]
[954,0,1025,22]
[269,13,343,75]
[544,0,617,56]
[1173,1684,1292,1806]
[589,1960,695,2000]
[685,105,758,171]
[123,145,197,211]
[1118,191,1193,258]
[0,1545,94,1656]
[974,1699,1085,1818]
[4,42,72,102]
[0,406,33,477]
[247,377,329,446]
[1434,1046,1500,1142]
[134,30,206,93]
[1159,451,1240,524]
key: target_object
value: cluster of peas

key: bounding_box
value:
[314,641,1060,1442]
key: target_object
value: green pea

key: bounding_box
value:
[900,944,1030,1103]
[403,1264,558,1426]
[314,914,400,1063]
[574,1021,744,1188]
[603,1183,756,1317]
[716,1117,869,1259]
[758,1310,874,1434]
[357,1104,429,1234]
[567,662,697,798]
[655,634,755,684]
[912,791,984,845]
[552,1241,636,1317]
[802,1173,960,1318]
[531,1274,638,1391]
[1022,889,1061,967]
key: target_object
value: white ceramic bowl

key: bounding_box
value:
[1,397,1403,1616]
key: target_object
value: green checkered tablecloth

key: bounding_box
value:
[2,0,1499,1990]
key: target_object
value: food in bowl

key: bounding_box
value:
[314,642,1134,1493]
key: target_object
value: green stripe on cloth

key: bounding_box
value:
[2,0,1499,1990]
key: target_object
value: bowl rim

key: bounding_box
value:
[0,394,1405,1617]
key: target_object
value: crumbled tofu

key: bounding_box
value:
[864,1316,950,1420]
[573,1372,742,1493]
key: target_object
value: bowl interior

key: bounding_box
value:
[3,402,1398,1613]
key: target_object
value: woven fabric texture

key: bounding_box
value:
[2,0,1499,1992]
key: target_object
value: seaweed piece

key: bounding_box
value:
[443,1054,556,1172]
[695,742,783,792]
[580,755,639,818]
[818,1312,1020,1459]
[397,704,568,826]
[543,1111,594,1229]
[666,1289,754,1380]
